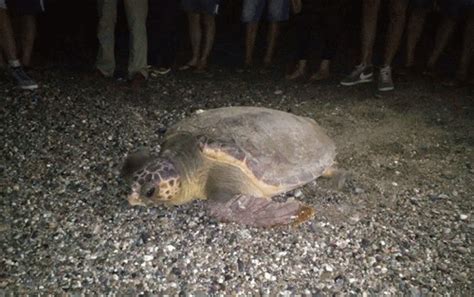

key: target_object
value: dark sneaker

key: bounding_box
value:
[378,65,394,91]
[340,64,374,86]
[10,66,38,90]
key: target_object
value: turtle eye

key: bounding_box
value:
[145,187,155,198]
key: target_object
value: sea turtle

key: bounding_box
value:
[121,106,336,227]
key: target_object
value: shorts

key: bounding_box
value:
[0,0,6,9]
[241,0,290,23]
[181,0,220,15]
[442,0,474,18]
[5,0,45,14]
[410,0,473,18]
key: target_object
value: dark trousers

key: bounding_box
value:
[147,0,179,68]
[294,5,345,61]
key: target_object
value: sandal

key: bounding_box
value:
[178,64,197,71]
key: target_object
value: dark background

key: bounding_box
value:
[31,0,465,74]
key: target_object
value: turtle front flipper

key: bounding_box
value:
[207,195,315,228]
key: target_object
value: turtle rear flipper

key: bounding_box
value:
[207,195,315,228]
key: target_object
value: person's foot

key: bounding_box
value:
[397,64,415,76]
[340,64,374,86]
[286,68,305,80]
[378,65,394,92]
[236,63,253,73]
[422,63,436,77]
[309,68,330,81]
[195,59,208,73]
[10,66,38,90]
[91,69,109,79]
[442,72,469,88]
[286,61,306,80]
[179,59,198,71]
[129,73,147,89]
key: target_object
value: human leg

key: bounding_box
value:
[263,22,279,66]
[96,0,117,77]
[311,5,345,81]
[383,0,408,67]
[405,1,432,67]
[378,0,408,91]
[455,8,474,82]
[0,8,17,61]
[340,0,379,86]
[426,17,456,70]
[244,23,258,66]
[19,14,36,67]
[264,0,289,66]
[198,13,216,71]
[361,0,381,66]
[0,7,37,89]
[124,0,148,79]
[181,12,201,69]
[242,0,264,66]
[286,14,311,80]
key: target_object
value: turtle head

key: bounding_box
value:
[127,158,181,206]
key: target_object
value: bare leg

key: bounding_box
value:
[456,10,474,81]
[405,8,429,67]
[19,15,36,67]
[197,14,216,71]
[244,22,258,66]
[185,12,201,67]
[263,21,279,66]
[0,9,18,62]
[0,9,37,89]
[383,0,408,66]
[361,0,381,65]
[427,16,456,70]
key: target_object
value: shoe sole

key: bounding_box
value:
[378,86,394,92]
[340,78,373,86]
[20,84,38,90]
[156,69,171,75]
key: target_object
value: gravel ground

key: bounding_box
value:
[1,66,473,295]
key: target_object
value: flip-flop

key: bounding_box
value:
[178,64,197,71]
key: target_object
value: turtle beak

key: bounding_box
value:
[127,192,145,206]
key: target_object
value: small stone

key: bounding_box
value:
[165,245,176,252]
[324,264,334,272]
[144,255,154,262]
[194,109,205,114]
[264,272,274,281]
[437,193,449,199]
[274,90,283,95]
[459,214,468,220]
[354,187,364,194]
